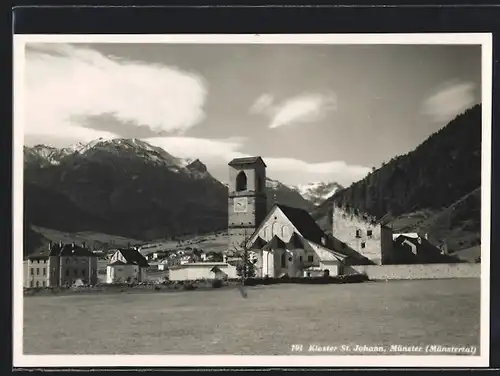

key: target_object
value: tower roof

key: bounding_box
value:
[228,156,267,167]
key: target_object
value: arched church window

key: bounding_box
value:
[236,171,247,192]
[262,226,269,239]
[282,225,290,239]
[272,222,280,237]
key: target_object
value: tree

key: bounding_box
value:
[233,231,256,281]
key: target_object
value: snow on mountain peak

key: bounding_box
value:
[265,177,281,189]
[25,138,220,180]
[294,181,344,206]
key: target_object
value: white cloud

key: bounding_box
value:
[249,93,274,114]
[422,81,476,124]
[24,43,208,142]
[145,136,369,186]
[250,92,337,129]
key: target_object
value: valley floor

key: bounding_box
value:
[23,279,480,356]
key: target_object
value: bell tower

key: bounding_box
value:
[227,157,268,252]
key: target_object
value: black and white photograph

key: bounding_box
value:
[13,33,491,368]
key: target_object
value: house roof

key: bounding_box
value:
[277,204,327,244]
[395,235,420,247]
[249,236,267,249]
[58,244,95,257]
[117,248,150,267]
[286,232,304,249]
[326,234,375,264]
[108,260,126,266]
[228,156,266,167]
[210,266,228,275]
[28,248,50,259]
[263,235,287,250]
[29,243,95,259]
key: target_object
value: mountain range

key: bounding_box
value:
[23,138,320,254]
[23,104,482,257]
[293,181,344,206]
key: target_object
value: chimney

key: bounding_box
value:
[82,241,86,249]
[71,241,75,248]
[48,240,53,250]
[59,241,63,247]
[424,233,428,240]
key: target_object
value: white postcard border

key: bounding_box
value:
[13,33,493,368]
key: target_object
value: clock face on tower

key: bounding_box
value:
[234,197,248,213]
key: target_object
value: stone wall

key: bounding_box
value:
[344,263,481,280]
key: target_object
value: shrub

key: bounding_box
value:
[212,279,223,288]
[183,283,196,291]
[241,274,368,286]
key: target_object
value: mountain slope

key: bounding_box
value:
[24,139,229,243]
[312,104,482,252]
[266,178,315,211]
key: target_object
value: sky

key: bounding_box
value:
[23,42,481,187]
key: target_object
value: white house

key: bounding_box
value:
[106,248,150,283]
[179,255,192,265]
[158,259,170,271]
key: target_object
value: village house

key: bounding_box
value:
[392,233,458,264]
[106,248,150,283]
[23,241,98,288]
[157,259,169,271]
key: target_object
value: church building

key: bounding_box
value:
[227,156,353,278]
[226,156,453,279]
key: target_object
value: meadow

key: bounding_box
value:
[23,278,480,355]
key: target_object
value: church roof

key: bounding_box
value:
[263,235,287,250]
[249,236,267,249]
[286,232,304,249]
[276,204,327,244]
[228,156,267,167]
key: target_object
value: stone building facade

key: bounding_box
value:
[329,203,393,265]
[24,242,98,288]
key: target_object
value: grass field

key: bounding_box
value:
[23,279,480,355]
